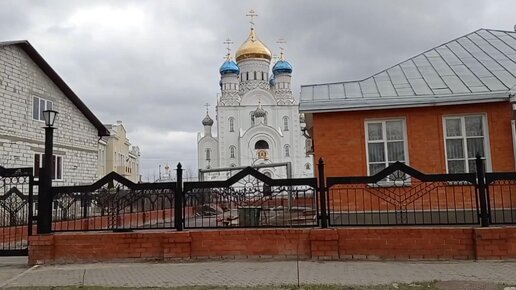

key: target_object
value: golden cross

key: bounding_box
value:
[204,103,210,113]
[246,9,258,27]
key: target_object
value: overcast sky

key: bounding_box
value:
[2,0,515,180]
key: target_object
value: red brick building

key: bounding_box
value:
[300,29,516,177]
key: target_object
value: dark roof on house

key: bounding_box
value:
[0,40,109,136]
[300,29,516,112]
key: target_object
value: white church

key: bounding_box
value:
[197,20,313,180]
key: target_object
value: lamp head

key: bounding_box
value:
[43,110,58,127]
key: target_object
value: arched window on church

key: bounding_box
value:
[284,145,290,157]
[283,116,289,131]
[305,163,311,170]
[205,149,211,161]
[261,72,265,80]
[230,146,236,158]
[254,71,257,80]
[229,117,234,132]
[246,72,249,80]
[255,140,269,150]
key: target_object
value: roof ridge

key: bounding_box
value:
[0,40,109,136]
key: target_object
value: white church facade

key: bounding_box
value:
[197,24,313,179]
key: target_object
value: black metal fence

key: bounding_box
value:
[51,172,177,232]
[35,157,516,233]
[183,167,317,228]
[326,162,479,226]
[485,172,516,224]
[0,166,34,256]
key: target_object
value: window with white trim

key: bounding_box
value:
[229,146,236,158]
[34,153,63,180]
[32,97,53,121]
[205,149,211,161]
[444,115,489,173]
[365,119,407,176]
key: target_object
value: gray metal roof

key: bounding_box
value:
[300,29,516,112]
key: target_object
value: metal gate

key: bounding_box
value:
[0,166,34,256]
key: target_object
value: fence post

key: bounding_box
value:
[175,162,184,231]
[318,158,328,228]
[475,155,489,227]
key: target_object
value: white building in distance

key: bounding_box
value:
[97,121,141,183]
[197,23,313,179]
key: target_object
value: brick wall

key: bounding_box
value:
[0,44,99,185]
[312,102,514,177]
[28,226,516,265]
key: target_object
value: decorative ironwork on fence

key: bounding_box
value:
[0,166,34,256]
[41,157,516,234]
[183,167,318,228]
[325,162,479,226]
[485,172,516,225]
[51,172,176,231]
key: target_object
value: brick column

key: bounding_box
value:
[28,234,55,265]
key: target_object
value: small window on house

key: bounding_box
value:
[205,149,211,161]
[32,97,54,121]
[284,145,290,157]
[444,115,489,173]
[230,146,236,158]
[34,153,63,180]
[229,117,234,132]
[283,116,289,131]
[366,119,407,176]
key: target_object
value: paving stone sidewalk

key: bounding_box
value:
[1,260,516,288]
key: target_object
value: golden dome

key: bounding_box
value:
[235,28,272,62]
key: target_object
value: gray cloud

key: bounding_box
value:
[2,0,515,178]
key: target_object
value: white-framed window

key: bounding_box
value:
[443,114,490,173]
[229,117,234,132]
[32,96,54,121]
[283,116,289,131]
[230,146,236,158]
[365,119,408,176]
[34,153,63,180]
[205,149,211,161]
[284,145,290,157]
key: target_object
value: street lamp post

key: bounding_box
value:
[38,110,58,234]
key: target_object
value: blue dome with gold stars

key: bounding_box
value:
[272,60,292,74]
[219,60,240,75]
